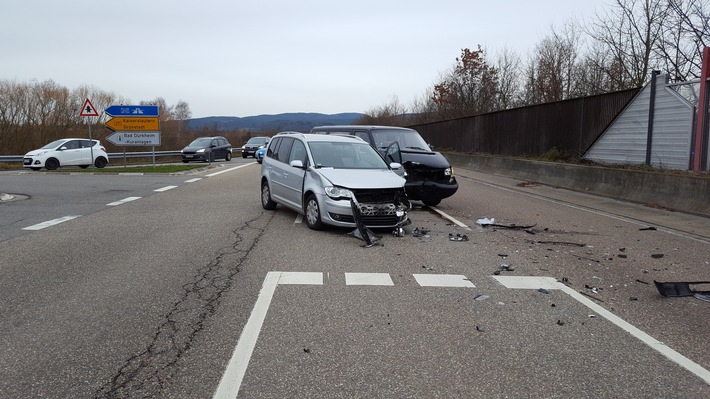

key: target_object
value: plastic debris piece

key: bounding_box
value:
[639,226,657,231]
[651,253,664,259]
[557,320,565,326]
[694,294,710,303]
[448,233,469,241]
[476,217,495,226]
[474,295,490,301]
[538,288,550,294]
[412,227,429,237]
[654,280,710,297]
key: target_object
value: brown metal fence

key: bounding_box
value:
[408,88,640,158]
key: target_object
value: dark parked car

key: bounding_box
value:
[181,136,232,162]
[310,125,458,206]
[242,136,270,158]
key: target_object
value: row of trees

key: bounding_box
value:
[361,0,709,124]
[0,79,252,155]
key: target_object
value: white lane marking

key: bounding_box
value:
[429,206,469,228]
[213,271,281,399]
[413,274,475,287]
[294,214,303,224]
[345,272,394,286]
[117,172,144,176]
[106,196,141,206]
[277,271,323,285]
[493,275,710,386]
[206,162,255,177]
[154,185,177,192]
[22,215,80,231]
[185,178,202,183]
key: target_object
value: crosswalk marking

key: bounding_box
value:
[413,273,475,287]
[345,272,394,286]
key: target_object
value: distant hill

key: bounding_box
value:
[187,112,366,133]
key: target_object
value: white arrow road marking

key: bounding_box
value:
[493,275,710,386]
[22,215,80,231]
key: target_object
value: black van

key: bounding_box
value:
[310,125,458,206]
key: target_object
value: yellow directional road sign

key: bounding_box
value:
[105,117,160,132]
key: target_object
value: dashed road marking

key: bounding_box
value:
[154,185,177,192]
[106,196,142,206]
[345,272,394,286]
[185,178,202,183]
[414,273,475,287]
[22,215,81,231]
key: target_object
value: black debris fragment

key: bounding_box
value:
[639,226,657,231]
[651,254,664,259]
[557,320,565,326]
[303,348,311,353]
[412,227,429,237]
[654,280,710,297]
[528,240,586,247]
[629,297,638,301]
[635,279,650,285]
[476,325,484,332]
[448,233,469,241]
[538,288,550,294]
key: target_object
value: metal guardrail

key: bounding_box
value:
[0,151,185,163]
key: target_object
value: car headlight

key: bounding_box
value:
[197,149,205,153]
[325,186,353,200]
[444,167,452,176]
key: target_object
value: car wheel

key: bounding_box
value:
[261,180,277,210]
[242,152,248,159]
[226,152,232,161]
[423,200,441,207]
[305,194,324,230]
[80,165,89,169]
[257,159,262,164]
[94,157,108,168]
[45,158,59,170]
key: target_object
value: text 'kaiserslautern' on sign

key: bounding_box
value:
[105,105,159,117]
[106,132,161,146]
[105,117,160,132]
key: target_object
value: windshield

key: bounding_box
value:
[189,138,213,147]
[247,137,269,145]
[308,142,389,169]
[41,140,67,149]
[371,129,430,152]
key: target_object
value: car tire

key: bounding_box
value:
[94,157,108,168]
[305,194,324,230]
[45,158,59,171]
[226,152,232,161]
[242,152,248,159]
[261,180,277,210]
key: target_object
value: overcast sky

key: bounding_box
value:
[2,0,609,118]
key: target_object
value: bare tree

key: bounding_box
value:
[493,46,523,109]
[357,95,410,126]
[659,0,710,81]
[587,0,668,88]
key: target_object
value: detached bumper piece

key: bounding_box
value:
[349,193,410,247]
[654,280,710,297]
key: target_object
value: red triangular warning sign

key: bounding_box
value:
[79,98,99,117]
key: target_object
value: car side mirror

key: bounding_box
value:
[389,162,402,170]
[290,160,304,169]
[59,146,67,151]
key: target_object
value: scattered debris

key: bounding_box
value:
[639,226,657,231]
[303,348,311,353]
[528,240,586,247]
[654,280,710,297]
[412,227,429,237]
[391,227,405,237]
[538,288,550,294]
[474,294,490,301]
[556,320,565,326]
[448,233,469,241]
[651,253,664,259]
[580,291,604,302]
[618,254,628,258]
[475,325,484,332]
[476,217,495,226]
[695,294,710,303]
[635,279,650,285]
[629,297,638,301]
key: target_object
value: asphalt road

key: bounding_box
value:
[0,159,709,398]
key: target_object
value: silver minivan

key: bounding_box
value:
[260,132,410,231]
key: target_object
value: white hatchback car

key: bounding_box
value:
[260,132,410,231]
[23,138,109,171]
